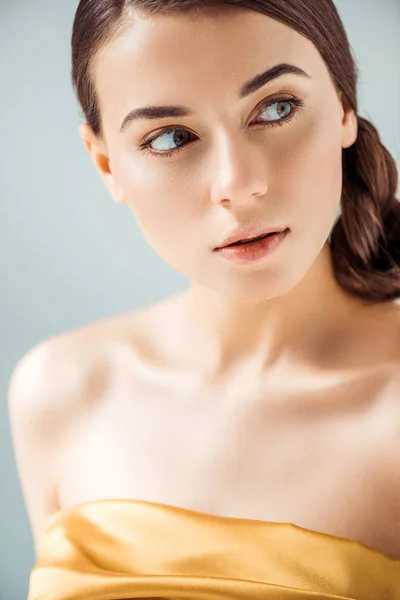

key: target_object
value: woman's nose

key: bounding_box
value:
[209,132,269,207]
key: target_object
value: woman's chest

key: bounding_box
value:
[55,370,400,559]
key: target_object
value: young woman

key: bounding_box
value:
[9,0,400,598]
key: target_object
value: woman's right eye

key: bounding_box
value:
[139,128,196,158]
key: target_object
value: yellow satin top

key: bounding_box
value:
[27,498,400,599]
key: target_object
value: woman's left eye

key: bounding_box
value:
[139,96,305,159]
[253,97,305,127]
[258,99,291,121]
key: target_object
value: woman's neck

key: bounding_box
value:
[178,243,368,378]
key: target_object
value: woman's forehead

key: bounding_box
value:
[94,9,319,87]
[93,8,326,130]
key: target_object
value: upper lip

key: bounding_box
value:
[214,225,288,249]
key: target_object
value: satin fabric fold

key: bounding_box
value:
[28,498,400,599]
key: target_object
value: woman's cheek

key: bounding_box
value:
[122,170,202,262]
[285,117,343,235]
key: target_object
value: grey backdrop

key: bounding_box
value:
[1,1,399,598]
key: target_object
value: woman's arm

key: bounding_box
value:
[8,340,74,557]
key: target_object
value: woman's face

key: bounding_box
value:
[82,7,357,301]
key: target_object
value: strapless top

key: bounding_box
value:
[27,498,400,599]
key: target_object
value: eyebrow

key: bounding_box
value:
[119,62,311,132]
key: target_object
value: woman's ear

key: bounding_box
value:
[78,123,127,204]
[339,95,358,150]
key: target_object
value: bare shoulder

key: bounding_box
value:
[375,302,400,493]
[7,292,175,414]
[7,308,148,427]
[7,309,149,554]
[381,340,400,538]
[7,334,82,554]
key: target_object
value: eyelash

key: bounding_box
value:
[138,95,305,159]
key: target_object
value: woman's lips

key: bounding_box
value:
[214,228,289,265]
[223,231,276,247]
[215,226,289,250]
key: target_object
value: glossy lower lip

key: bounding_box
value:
[214,229,289,264]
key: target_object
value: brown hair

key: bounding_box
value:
[71,0,400,302]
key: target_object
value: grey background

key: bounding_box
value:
[1,0,399,598]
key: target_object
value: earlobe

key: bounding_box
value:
[78,123,127,205]
[341,109,358,149]
[337,93,358,149]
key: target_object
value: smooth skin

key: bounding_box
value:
[8,6,400,559]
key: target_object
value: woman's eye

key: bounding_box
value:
[143,129,194,153]
[257,100,293,122]
[139,97,304,158]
